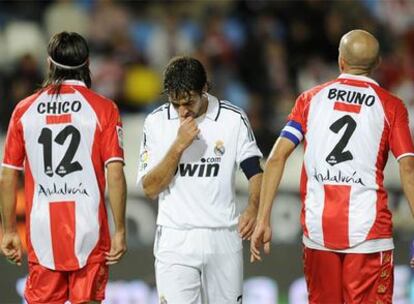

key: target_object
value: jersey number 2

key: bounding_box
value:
[38,126,83,177]
[326,115,356,166]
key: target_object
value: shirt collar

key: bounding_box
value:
[168,93,220,121]
[338,73,379,86]
[61,80,87,87]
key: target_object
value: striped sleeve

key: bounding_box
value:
[280,120,304,146]
[389,100,414,160]
[281,93,308,146]
[2,107,25,170]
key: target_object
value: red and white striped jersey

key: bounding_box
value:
[281,74,414,251]
[2,80,124,270]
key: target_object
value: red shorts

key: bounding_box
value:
[24,262,108,304]
[303,247,393,304]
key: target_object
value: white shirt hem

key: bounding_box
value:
[302,235,394,253]
[2,163,24,171]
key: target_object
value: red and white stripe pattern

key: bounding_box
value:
[2,80,124,270]
[282,74,414,250]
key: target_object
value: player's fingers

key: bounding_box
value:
[264,241,271,255]
[182,117,193,124]
[105,253,121,262]
[11,254,22,266]
[3,248,17,258]
[105,248,120,258]
[238,218,248,236]
[14,249,22,264]
[106,247,126,259]
[250,250,261,262]
[240,220,255,239]
[250,240,260,257]
[105,251,125,264]
[250,253,258,263]
[9,251,19,260]
[238,215,246,228]
[245,229,255,241]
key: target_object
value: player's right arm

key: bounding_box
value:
[251,93,305,262]
[140,116,199,200]
[0,167,22,266]
[250,137,295,262]
[0,106,25,266]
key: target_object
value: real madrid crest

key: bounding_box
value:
[214,140,225,156]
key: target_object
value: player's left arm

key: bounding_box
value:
[388,98,414,268]
[234,109,264,240]
[398,156,414,269]
[238,163,262,240]
[106,161,127,265]
[0,167,22,266]
[101,103,127,265]
[399,157,414,216]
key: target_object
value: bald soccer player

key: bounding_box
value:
[251,29,414,303]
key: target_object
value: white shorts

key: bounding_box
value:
[154,226,243,304]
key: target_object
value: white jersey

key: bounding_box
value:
[137,94,262,229]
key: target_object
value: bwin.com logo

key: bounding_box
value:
[178,157,221,177]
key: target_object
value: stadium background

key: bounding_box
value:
[0,0,414,303]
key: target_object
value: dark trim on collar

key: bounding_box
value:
[215,100,222,121]
[167,93,221,121]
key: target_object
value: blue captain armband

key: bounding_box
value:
[280,120,303,146]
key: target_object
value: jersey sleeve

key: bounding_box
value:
[236,111,263,165]
[2,107,25,170]
[101,102,124,166]
[280,94,306,146]
[136,116,162,186]
[389,100,414,160]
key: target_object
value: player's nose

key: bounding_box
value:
[178,105,188,118]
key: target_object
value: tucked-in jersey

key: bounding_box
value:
[2,80,124,271]
[281,74,414,251]
[137,94,262,229]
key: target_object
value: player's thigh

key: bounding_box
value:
[155,259,202,304]
[342,250,393,304]
[202,249,243,304]
[24,262,68,304]
[68,262,108,304]
[303,247,343,304]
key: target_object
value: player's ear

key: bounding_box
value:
[202,83,208,94]
[373,56,381,70]
[338,55,346,73]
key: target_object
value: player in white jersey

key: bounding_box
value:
[0,32,127,303]
[137,56,263,304]
[251,30,414,303]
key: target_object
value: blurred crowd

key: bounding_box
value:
[0,0,414,156]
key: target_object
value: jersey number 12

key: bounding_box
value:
[38,126,83,177]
